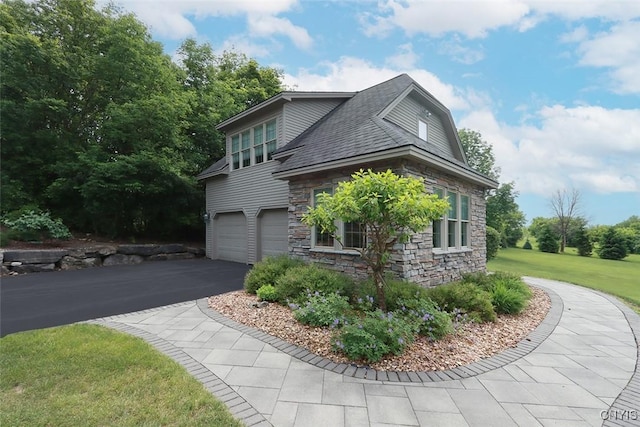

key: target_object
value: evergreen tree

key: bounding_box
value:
[538,224,560,253]
[574,225,592,257]
[597,227,628,260]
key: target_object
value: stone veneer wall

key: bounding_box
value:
[287,160,488,287]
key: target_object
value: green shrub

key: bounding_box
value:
[522,239,533,250]
[486,226,501,260]
[256,285,278,302]
[426,282,496,323]
[1,210,72,241]
[333,310,415,363]
[354,276,429,311]
[291,292,351,327]
[244,255,305,294]
[395,297,452,341]
[462,271,531,315]
[275,264,355,303]
[491,282,528,314]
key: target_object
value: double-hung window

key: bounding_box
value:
[230,118,277,170]
[312,188,366,250]
[433,187,470,250]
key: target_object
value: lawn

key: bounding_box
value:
[0,324,243,427]
[488,247,640,309]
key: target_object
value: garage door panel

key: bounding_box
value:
[216,212,247,263]
[260,209,288,260]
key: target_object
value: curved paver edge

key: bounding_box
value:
[86,316,273,427]
[196,281,563,383]
[590,290,640,427]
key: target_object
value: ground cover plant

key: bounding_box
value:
[488,247,640,310]
[244,257,533,363]
[0,324,242,427]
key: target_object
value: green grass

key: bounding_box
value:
[488,248,640,310]
[0,324,243,427]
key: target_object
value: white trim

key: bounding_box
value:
[432,188,471,252]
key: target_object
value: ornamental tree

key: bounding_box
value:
[302,169,449,312]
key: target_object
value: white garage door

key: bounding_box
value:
[216,212,247,263]
[260,209,288,260]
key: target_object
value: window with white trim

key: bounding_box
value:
[230,118,277,170]
[433,187,470,250]
[312,188,366,250]
[418,119,428,141]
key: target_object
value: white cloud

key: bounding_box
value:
[360,0,640,39]
[459,105,640,196]
[283,56,473,111]
[385,43,419,68]
[113,0,312,50]
[219,35,272,58]
[247,14,313,50]
[572,20,640,94]
[361,0,530,39]
[438,37,485,64]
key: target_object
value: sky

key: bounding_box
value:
[113,0,639,226]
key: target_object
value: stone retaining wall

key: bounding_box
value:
[1,244,205,275]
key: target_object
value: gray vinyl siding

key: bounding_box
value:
[283,99,344,144]
[204,161,288,264]
[385,94,454,157]
[224,112,284,166]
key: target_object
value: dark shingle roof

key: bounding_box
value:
[275,74,415,173]
[196,157,227,180]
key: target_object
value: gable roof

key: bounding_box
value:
[216,91,355,133]
[273,74,497,188]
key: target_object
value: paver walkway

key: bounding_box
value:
[91,278,640,427]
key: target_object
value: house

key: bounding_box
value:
[197,74,498,286]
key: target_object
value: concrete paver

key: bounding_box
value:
[92,277,640,427]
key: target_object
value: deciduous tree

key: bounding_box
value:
[302,169,449,312]
[458,129,500,181]
[549,188,582,252]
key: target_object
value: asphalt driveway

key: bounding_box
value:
[0,259,250,337]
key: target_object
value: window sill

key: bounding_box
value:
[432,248,473,256]
[310,247,362,256]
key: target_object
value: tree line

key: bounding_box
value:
[529,215,639,260]
[1,0,283,240]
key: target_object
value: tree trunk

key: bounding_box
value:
[373,268,387,312]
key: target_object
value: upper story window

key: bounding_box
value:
[433,187,470,251]
[231,119,277,170]
[418,119,428,141]
[311,187,366,251]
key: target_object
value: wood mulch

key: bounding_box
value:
[208,286,550,372]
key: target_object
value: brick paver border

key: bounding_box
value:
[88,312,273,427]
[196,282,563,383]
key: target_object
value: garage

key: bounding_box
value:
[259,209,288,260]
[215,212,247,263]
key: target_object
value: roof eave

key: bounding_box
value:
[196,165,229,181]
[272,147,498,189]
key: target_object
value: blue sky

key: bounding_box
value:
[114,0,639,226]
